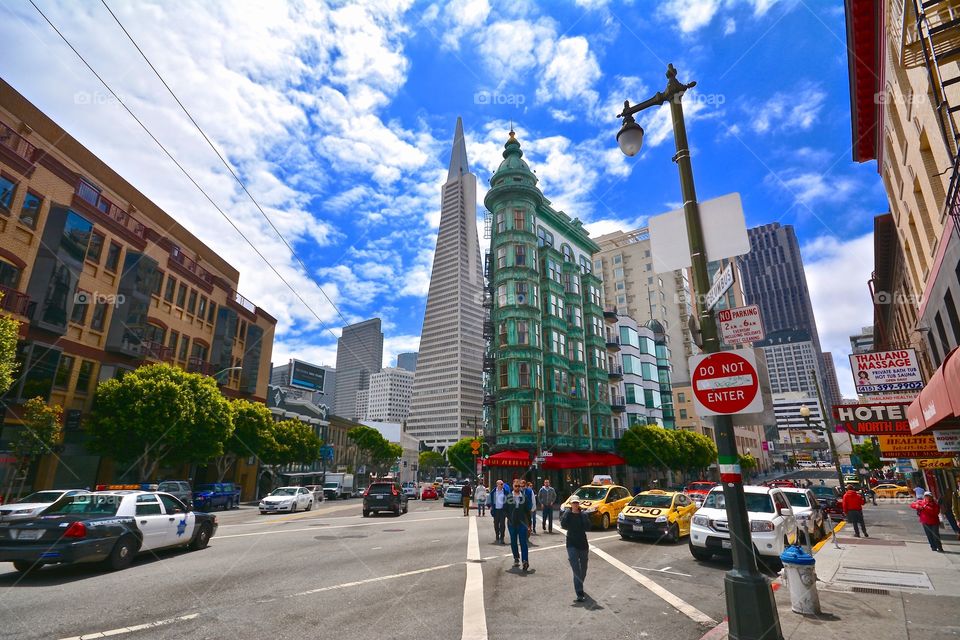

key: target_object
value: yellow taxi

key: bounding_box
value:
[560,483,632,530]
[616,490,698,542]
[872,483,911,498]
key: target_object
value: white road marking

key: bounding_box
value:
[372,547,382,550]
[632,565,693,578]
[216,513,462,539]
[291,563,458,597]
[58,613,199,640]
[556,525,716,626]
[462,515,487,640]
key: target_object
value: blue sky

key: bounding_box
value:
[0,0,886,397]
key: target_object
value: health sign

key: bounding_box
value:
[833,403,912,435]
[689,350,763,417]
[877,434,941,459]
[849,349,923,393]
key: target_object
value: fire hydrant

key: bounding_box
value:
[780,544,820,615]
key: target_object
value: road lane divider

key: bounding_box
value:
[555,525,716,626]
[58,613,199,640]
[462,515,487,640]
[291,562,458,597]
[216,513,463,539]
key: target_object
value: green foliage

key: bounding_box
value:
[0,300,18,395]
[12,397,62,461]
[419,450,445,474]
[87,363,233,480]
[445,437,480,478]
[619,426,718,472]
[262,419,321,466]
[671,429,719,471]
[738,453,758,471]
[216,399,275,480]
[852,443,882,470]
[347,425,401,475]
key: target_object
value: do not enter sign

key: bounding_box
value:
[689,350,764,416]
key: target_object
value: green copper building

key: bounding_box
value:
[484,131,619,470]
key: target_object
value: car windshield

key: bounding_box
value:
[157,482,182,491]
[703,491,775,513]
[323,482,338,489]
[271,488,298,496]
[812,487,835,499]
[629,494,673,508]
[785,492,810,508]
[445,487,461,495]
[687,483,714,492]
[44,494,122,516]
[16,491,63,504]
[574,487,609,501]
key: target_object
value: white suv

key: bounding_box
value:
[689,485,797,566]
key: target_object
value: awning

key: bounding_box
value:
[908,348,960,434]
[485,450,531,467]
[542,452,626,470]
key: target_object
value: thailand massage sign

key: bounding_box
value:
[877,434,941,459]
[849,349,923,393]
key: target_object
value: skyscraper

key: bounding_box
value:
[333,318,383,420]
[405,118,485,449]
[396,352,418,372]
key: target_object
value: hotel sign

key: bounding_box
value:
[833,403,911,435]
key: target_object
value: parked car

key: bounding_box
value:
[617,490,697,542]
[259,487,314,514]
[363,481,408,517]
[192,483,241,511]
[684,481,717,506]
[560,484,633,531]
[442,486,464,507]
[401,482,418,500]
[872,483,911,498]
[157,481,193,509]
[689,485,797,568]
[0,490,217,573]
[303,485,325,503]
[811,485,844,520]
[781,487,826,542]
[0,490,88,522]
[421,486,439,500]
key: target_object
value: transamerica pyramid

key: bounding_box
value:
[405,117,485,450]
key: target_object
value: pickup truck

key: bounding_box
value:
[192,482,241,511]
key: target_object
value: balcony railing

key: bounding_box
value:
[74,182,146,240]
[607,365,623,378]
[0,285,30,316]
[141,339,174,362]
[186,357,215,376]
[605,335,621,350]
[231,290,257,314]
[603,306,618,320]
[610,395,626,411]
[170,248,213,284]
[0,121,36,163]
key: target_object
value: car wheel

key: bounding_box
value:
[402,502,408,514]
[668,523,681,544]
[190,524,212,550]
[306,500,313,512]
[290,502,297,513]
[600,513,610,531]
[363,509,370,517]
[689,542,712,561]
[394,504,401,517]
[107,535,138,571]
[12,560,36,574]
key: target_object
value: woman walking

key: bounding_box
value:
[911,491,944,552]
[474,480,488,517]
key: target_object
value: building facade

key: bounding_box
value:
[405,118,485,449]
[396,352,418,372]
[354,389,369,421]
[607,314,673,435]
[849,326,876,355]
[0,79,275,492]
[485,130,615,458]
[366,367,414,423]
[270,359,335,408]
[333,318,383,420]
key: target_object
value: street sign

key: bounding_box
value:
[320,445,335,461]
[849,349,923,394]
[649,193,750,272]
[534,456,546,464]
[689,350,763,416]
[704,262,734,310]
[840,465,855,474]
[934,430,960,452]
[717,304,765,345]
[833,403,912,435]
[470,439,481,454]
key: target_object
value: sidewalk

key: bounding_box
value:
[707,501,960,639]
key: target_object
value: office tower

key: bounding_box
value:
[333,318,383,420]
[396,352,418,372]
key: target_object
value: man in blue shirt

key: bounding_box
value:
[488,479,508,544]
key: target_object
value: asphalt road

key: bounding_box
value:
[0,472,838,640]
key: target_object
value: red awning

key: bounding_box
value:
[908,348,960,434]
[542,452,626,470]
[484,450,530,467]
[844,0,884,164]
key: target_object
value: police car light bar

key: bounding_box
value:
[94,483,159,491]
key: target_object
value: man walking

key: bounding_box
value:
[474,479,488,517]
[461,478,472,517]
[841,485,868,538]
[538,479,557,534]
[505,478,531,572]
[526,480,538,536]
[561,496,591,602]
[911,491,944,552]
[489,479,507,543]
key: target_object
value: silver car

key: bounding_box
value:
[0,489,88,521]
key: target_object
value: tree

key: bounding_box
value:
[215,399,275,481]
[671,429,718,474]
[87,363,232,480]
[852,443,882,470]
[738,453,758,472]
[446,437,480,478]
[3,397,62,501]
[347,425,401,476]
[419,451,445,477]
[0,295,19,395]
[262,419,321,467]
[618,426,679,470]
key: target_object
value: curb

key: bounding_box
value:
[811,519,846,554]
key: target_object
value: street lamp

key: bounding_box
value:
[212,366,243,383]
[799,401,844,488]
[617,63,782,640]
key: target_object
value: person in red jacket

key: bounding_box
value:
[841,486,869,537]
[911,491,944,552]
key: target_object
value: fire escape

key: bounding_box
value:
[482,250,497,444]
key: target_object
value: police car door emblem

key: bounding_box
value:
[176,517,187,537]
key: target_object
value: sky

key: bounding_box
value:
[0,0,887,398]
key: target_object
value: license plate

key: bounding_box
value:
[13,529,43,540]
[721,540,732,549]
[632,524,644,532]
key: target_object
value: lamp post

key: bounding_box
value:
[799,400,844,488]
[212,366,243,383]
[617,64,782,640]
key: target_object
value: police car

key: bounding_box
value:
[617,490,697,542]
[0,490,218,574]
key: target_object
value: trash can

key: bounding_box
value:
[780,544,820,615]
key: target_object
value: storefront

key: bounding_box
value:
[906,348,960,503]
[483,449,627,500]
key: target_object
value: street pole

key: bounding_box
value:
[808,370,845,488]
[618,64,782,640]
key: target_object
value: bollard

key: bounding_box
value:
[780,544,821,615]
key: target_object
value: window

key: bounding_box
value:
[517,320,528,345]
[179,335,190,360]
[187,290,198,315]
[613,254,622,265]
[76,178,100,205]
[520,405,532,431]
[75,360,95,395]
[551,330,566,355]
[616,295,626,304]
[513,209,525,231]
[207,302,216,323]
[497,284,508,307]
[168,330,179,350]
[498,322,507,345]
[143,323,165,345]
[515,244,526,266]
[104,243,121,272]
[0,261,21,288]
[500,405,509,432]
[152,271,164,296]
[499,362,509,388]
[579,255,591,274]
[565,273,580,294]
[518,362,530,388]
[679,409,688,419]
[548,259,562,283]
[174,284,187,308]
[497,247,507,269]
[70,294,89,326]
[566,305,582,327]
[515,281,528,303]
[496,212,505,234]
[54,355,75,389]
[549,293,564,317]
[537,226,553,248]
[164,276,176,302]
[561,245,573,262]
[0,175,15,210]
[20,191,41,228]
[197,296,207,318]
[677,392,686,403]
[616,281,625,290]
[90,302,107,331]
[614,267,624,279]
[135,495,162,516]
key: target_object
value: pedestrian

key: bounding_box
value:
[819,478,825,486]
[952,486,960,541]
[490,479,508,543]
[561,496,591,603]
[914,484,925,500]
[538,478,557,534]
[505,478,531,572]
[911,491,944,552]
[841,485,869,538]
[461,478,472,517]
[938,491,959,536]
[475,479,488,517]
[526,480,538,536]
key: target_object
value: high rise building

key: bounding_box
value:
[484,129,619,471]
[608,314,673,435]
[405,118,485,448]
[849,326,875,355]
[821,352,842,411]
[333,318,383,420]
[396,352,418,372]
[355,389,369,421]
[367,367,414,423]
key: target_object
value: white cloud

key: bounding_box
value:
[584,216,647,237]
[383,334,422,369]
[803,233,875,398]
[751,81,826,134]
[659,0,722,33]
[425,0,492,50]
[536,36,601,105]
[550,109,576,123]
[723,18,737,34]
[767,171,858,206]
